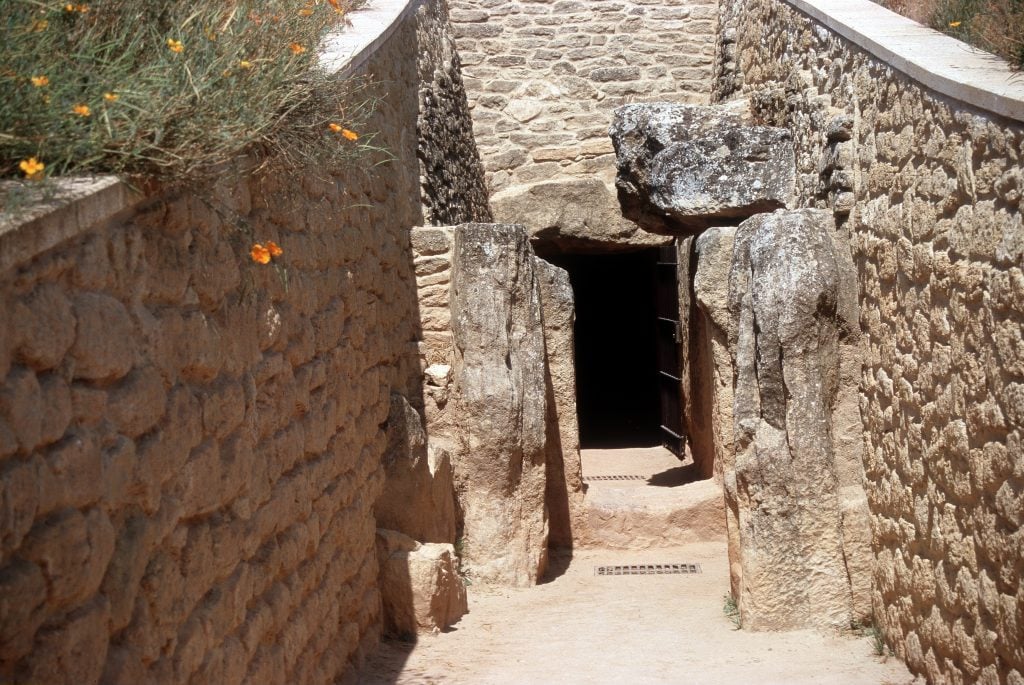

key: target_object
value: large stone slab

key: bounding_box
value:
[491,179,669,254]
[449,223,549,586]
[376,529,468,637]
[726,208,863,631]
[610,103,795,233]
[374,393,457,544]
[692,226,740,597]
[534,258,584,549]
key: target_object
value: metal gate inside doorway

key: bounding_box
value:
[655,242,685,457]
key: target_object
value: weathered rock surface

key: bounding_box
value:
[376,529,468,636]
[692,226,740,597]
[580,479,725,550]
[534,258,584,549]
[375,393,457,544]
[491,179,669,254]
[693,226,737,485]
[611,103,795,233]
[727,208,862,631]
[449,223,549,586]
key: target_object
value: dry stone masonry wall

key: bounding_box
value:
[448,0,717,252]
[724,0,1024,680]
[0,0,487,682]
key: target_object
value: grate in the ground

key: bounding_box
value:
[583,474,650,481]
[595,563,702,576]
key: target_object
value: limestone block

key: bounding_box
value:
[69,293,136,382]
[0,368,42,454]
[534,258,584,549]
[13,283,75,371]
[610,103,795,233]
[17,596,110,685]
[374,393,457,544]
[727,208,862,631]
[491,178,670,254]
[18,508,115,610]
[693,227,741,595]
[106,366,167,439]
[376,529,467,636]
[449,223,549,586]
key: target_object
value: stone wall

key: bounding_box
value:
[0,0,487,682]
[725,0,1024,680]
[448,0,717,252]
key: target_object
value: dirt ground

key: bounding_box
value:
[358,540,919,685]
[359,449,920,684]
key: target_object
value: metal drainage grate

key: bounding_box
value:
[583,474,650,482]
[595,563,702,576]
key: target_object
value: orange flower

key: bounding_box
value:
[19,157,45,180]
[103,92,118,101]
[32,19,49,32]
[167,38,184,53]
[341,128,358,141]
[250,244,271,264]
[327,0,344,13]
[266,241,283,257]
[328,122,342,133]
[289,42,306,55]
[239,59,254,69]
[30,75,49,87]
[72,103,91,117]
[949,20,962,27]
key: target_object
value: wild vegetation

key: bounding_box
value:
[1,0,370,184]
[878,0,1024,68]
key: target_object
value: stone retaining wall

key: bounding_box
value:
[0,1,486,682]
[721,1,1024,680]
[448,0,717,252]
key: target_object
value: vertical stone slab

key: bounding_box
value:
[449,223,549,586]
[534,258,584,550]
[374,393,457,544]
[727,208,862,631]
[693,225,740,596]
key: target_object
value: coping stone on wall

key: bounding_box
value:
[0,177,138,274]
[0,0,421,275]
[320,0,425,77]
[785,0,1024,122]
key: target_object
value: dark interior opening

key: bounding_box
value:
[545,249,662,449]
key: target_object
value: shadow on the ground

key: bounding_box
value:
[647,462,704,488]
[540,548,573,584]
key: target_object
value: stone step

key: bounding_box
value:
[575,448,726,550]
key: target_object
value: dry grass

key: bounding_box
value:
[1,0,372,184]
[877,0,1024,68]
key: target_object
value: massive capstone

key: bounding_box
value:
[610,103,795,233]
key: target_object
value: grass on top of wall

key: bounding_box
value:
[1,0,372,186]
[878,0,1024,69]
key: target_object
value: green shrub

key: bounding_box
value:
[1,0,370,184]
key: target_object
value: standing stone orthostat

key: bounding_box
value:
[449,223,549,586]
[728,208,862,630]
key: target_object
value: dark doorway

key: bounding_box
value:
[546,249,662,448]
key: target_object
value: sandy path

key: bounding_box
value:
[358,541,919,685]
